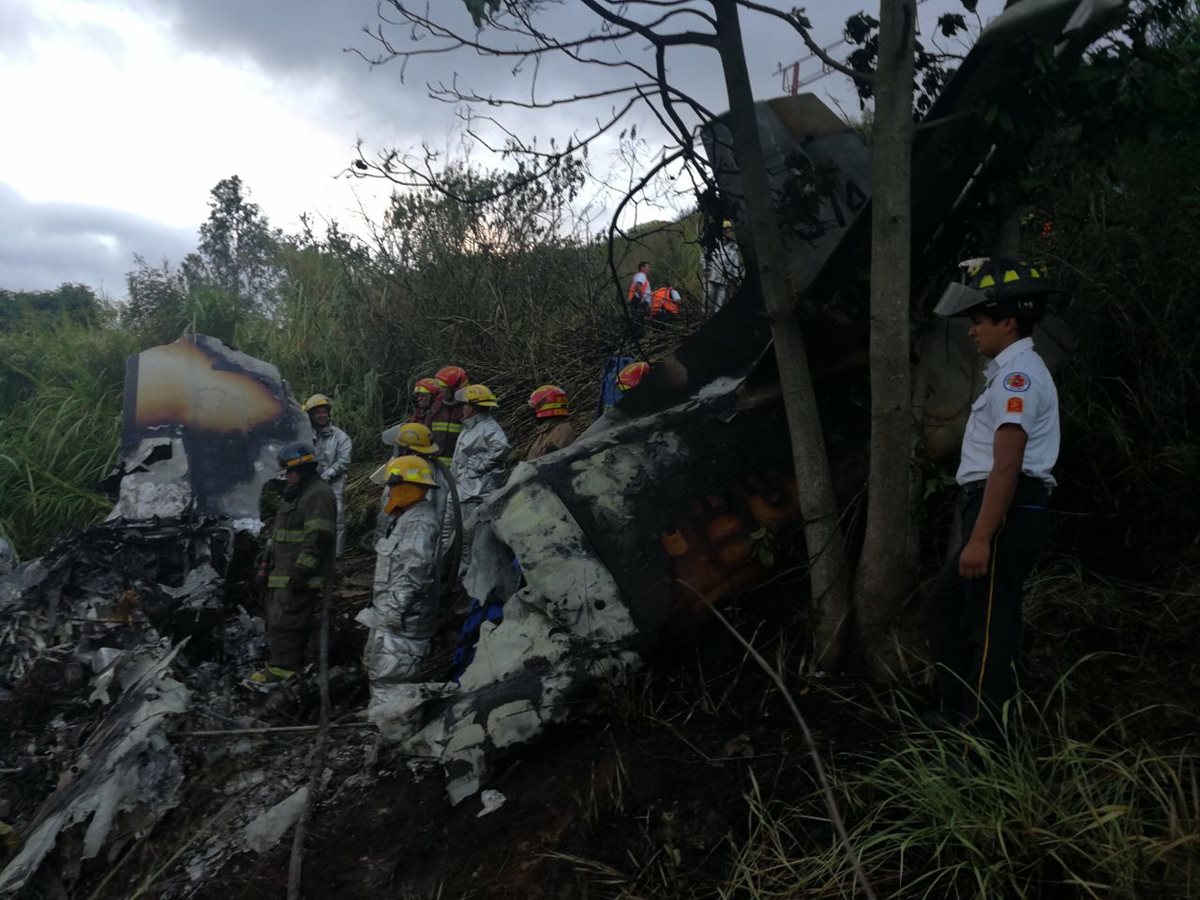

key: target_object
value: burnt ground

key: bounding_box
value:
[44,547,891,900]
[195,659,880,900]
[10,537,1199,900]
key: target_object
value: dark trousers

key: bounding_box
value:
[267,587,317,670]
[927,477,1052,731]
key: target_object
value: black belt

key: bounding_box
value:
[961,475,1050,498]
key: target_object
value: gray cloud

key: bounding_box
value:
[141,1,850,151]
[133,0,1002,240]
[146,0,997,161]
[151,0,428,137]
[0,184,195,295]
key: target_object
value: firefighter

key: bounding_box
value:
[926,256,1061,736]
[248,442,337,690]
[627,261,652,313]
[617,360,651,394]
[648,284,682,325]
[527,385,577,459]
[429,365,470,468]
[451,384,510,574]
[372,423,462,575]
[357,455,442,702]
[303,393,353,557]
[702,219,744,312]
[409,377,442,428]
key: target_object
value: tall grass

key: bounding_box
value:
[0,315,138,557]
[724,693,1200,899]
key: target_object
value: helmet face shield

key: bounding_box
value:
[277,441,318,471]
[937,256,1062,319]
[934,282,989,318]
[384,482,428,514]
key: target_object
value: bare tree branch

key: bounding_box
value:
[735,0,872,83]
[578,0,719,48]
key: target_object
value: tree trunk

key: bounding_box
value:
[852,0,917,683]
[712,0,851,671]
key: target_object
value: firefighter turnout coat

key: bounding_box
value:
[266,475,337,669]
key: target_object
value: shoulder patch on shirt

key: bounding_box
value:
[1004,372,1031,392]
[1006,397,1024,413]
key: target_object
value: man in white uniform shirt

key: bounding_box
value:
[927,257,1062,736]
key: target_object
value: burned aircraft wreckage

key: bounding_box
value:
[1,0,1102,892]
[0,337,312,896]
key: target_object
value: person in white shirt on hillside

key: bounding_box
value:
[926,256,1063,739]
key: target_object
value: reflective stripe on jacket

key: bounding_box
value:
[429,399,465,465]
[268,476,337,589]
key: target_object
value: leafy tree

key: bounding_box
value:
[121,256,244,345]
[119,176,283,344]
[186,175,284,312]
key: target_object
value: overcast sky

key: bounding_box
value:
[0,0,1002,296]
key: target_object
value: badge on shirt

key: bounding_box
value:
[1007,397,1024,413]
[1004,372,1031,392]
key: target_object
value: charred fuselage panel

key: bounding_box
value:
[105,334,310,526]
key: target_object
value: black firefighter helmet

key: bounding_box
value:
[277,441,318,472]
[934,256,1062,322]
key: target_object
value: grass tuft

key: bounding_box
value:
[723,690,1200,899]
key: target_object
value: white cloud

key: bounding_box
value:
[0,0,393,251]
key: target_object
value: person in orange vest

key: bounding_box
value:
[409,377,442,428]
[429,365,469,467]
[648,285,682,325]
[627,261,652,312]
[527,385,577,459]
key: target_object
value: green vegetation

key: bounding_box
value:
[729,696,1200,898]
[0,167,702,557]
[0,298,138,555]
[0,7,1197,897]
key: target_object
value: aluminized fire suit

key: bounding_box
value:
[702,237,744,312]
[451,413,510,576]
[357,499,442,705]
[313,423,353,555]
